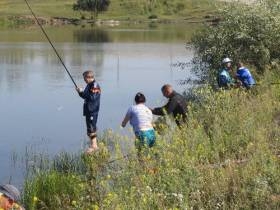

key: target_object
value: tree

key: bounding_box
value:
[73,0,110,21]
[191,0,280,85]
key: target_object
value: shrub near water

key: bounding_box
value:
[192,0,280,84]
[23,171,84,210]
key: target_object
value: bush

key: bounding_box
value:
[23,171,84,210]
[148,14,158,19]
[192,0,280,85]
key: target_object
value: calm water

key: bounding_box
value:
[0,24,196,183]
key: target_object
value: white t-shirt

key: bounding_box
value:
[125,104,153,132]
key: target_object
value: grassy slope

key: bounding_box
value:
[0,0,217,27]
[22,70,280,210]
[0,0,77,17]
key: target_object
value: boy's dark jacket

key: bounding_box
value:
[78,81,101,116]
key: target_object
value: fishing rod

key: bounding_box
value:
[23,0,78,89]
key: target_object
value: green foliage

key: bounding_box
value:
[73,0,110,12]
[23,171,84,210]
[0,16,33,28]
[148,14,158,19]
[73,0,110,20]
[114,0,213,19]
[192,0,280,84]
[0,0,216,28]
[22,70,280,209]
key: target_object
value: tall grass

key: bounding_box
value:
[22,70,280,209]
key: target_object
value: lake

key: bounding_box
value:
[0,23,197,184]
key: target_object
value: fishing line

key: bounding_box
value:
[23,0,78,89]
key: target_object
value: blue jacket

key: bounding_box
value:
[217,68,234,88]
[236,67,255,88]
[78,81,101,116]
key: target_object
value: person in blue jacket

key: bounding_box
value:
[77,70,101,153]
[217,57,235,89]
[236,61,256,89]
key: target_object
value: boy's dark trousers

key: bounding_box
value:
[85,113,98,137]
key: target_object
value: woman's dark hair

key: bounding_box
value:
[135,92,146,104]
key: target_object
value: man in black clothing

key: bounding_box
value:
[152,84,187,126]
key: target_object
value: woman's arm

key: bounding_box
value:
[121,108,131,127]
[121,114,130,127]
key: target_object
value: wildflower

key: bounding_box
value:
[177,193,184,203]
[92,204,99,210]
[107,193,113,198]
[146,186,152,192]
[142,197,147,203]
[33,196,38,202]
[172,193,178,197]
[78,183,85,188]
[71,200,77,206]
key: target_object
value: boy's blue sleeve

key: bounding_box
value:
[78,91,86,99]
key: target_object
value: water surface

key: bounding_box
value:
[0,24,196,183]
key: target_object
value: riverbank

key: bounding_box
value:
[22,69,280,209]
[0,0,219,28]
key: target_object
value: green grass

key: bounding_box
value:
[0,0,77,17]
[0,0,218,28]
[22,69,280,210]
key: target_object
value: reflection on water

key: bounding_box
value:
[0,23,199,43]
[0,24,196,184]
[73,29,111,43]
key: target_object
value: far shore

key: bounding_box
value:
[0,14,220,29]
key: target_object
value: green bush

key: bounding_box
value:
[148,14,158,19]
[23,171,84,210]
[192,0,280,84]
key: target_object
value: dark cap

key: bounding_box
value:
[0,184,21,202]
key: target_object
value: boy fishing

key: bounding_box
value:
[77,70,101,153]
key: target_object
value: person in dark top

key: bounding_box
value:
[77,70,101,153]
[152,84,187,126]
